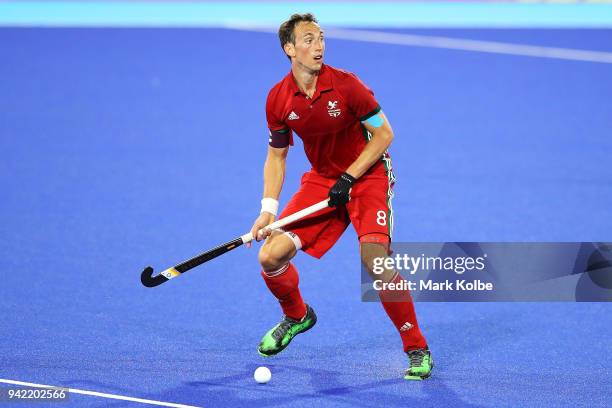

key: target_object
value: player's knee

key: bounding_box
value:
[360,234,391,278]
[361,245,382,274]
[259,240,288,271]
[359,235,389,263]
[258,246,277,270]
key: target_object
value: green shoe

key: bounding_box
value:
[404,347,434,380]
[258,304,317,357]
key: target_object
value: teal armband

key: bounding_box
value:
[363,111,384,128]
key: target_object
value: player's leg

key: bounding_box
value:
[259,231,302,318]
[258,172,348,357]
[258,231,317,356]
[349,176,433,380]
[359,236,433,380]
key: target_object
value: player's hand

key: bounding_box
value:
[247,212,276,247]
[328,172,356,207]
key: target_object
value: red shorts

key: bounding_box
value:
[279,170,395,259]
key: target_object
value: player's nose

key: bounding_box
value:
[315,38,323,51]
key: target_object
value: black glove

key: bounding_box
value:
[328,172,356,207]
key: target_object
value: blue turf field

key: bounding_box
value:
[1,27,611,407]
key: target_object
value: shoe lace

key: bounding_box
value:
[271,316,298,342]
[407,349,426,367]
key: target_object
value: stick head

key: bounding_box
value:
[140,266,168,288]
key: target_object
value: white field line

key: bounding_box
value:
[0,378,201,408]
[228,25,612,64]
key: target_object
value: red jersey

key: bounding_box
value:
[266,64,388,179]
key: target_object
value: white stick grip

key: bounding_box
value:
[241,199,330,244]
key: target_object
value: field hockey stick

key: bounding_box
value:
[140,199,330,288]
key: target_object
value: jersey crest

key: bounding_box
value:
[327,100,341,118]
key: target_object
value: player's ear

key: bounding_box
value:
[284,42,296,58]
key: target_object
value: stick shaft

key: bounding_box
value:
[175,237,244,272]
[240,199,330,244]
[141,199,329,287]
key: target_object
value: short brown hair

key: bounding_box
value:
[278,13,318,58]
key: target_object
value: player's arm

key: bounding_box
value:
[252,90,292,240]
[262,145,288,201]
[328,111,393,207]
[346,111,393,179]
[249,144,289,242]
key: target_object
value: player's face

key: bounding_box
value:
[289,22,325,72]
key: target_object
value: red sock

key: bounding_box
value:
[261,263,307,320]
[379,273,428,352]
